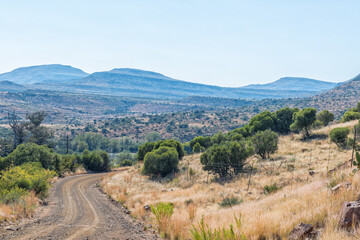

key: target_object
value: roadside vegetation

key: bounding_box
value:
[101,103,360,239]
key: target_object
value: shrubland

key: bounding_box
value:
[101,103,360,239]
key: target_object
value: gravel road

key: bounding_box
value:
[0,173,158,240]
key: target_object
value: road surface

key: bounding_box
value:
[0,173,157,240]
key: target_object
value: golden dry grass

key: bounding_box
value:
[101,120,360,239]
[0,191,39,223]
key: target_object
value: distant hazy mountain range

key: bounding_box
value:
[0,64,340,99]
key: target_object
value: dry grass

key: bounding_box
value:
[102,120,360,239]
[0,191,39,223]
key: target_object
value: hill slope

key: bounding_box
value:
[243,77,337,91]
[0,64,88,84]
[0,81,27,91]
[37,68,334,99]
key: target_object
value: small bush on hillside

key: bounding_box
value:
[143,147,179,176]
[341,111,360,122]
[200,141,254,178]
[252,130,279,159]
[263,183,280,195]
[330,127,350,148]
[151,202,174,236]
[219,197,243,208]
[137,142,155,161]
[290,108,317,138]
[190,215,247,240]
[154,139,185,159]
[316,110,334,126]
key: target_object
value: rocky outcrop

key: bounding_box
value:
[338,201,360,231]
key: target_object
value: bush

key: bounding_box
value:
[151,202,174,235]
[330,127,350,148]
[316,110,334,126]
[201,141,253,178]
[290,108,317,138]
[154,139,185,159]
[81,150,111,172]
[219,197,243,208]
[341,111,360,122]
[143,147,179,176]
[191,215,247,240]
[263,183,280,195]
[2,143,59,171]
[252,130,279,159]
[0,162,56,203]
[119,159,134,167]
[137,142,155,161]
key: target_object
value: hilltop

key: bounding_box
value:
[0,64,88,84]
[0,65,340,99]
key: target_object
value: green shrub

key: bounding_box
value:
[263,183,280,195]
[251,130,279,159]
[330,127,350,148]
[316,110,334,126]
[81,150,111,172]
[137,142,155,161]
[151,202,174,235]
[190,215,247,240]
[2,143,59,171]
[154,139,185,159]
[119,159,134,167]
[0,162,56,202]
[341,111,360,122]
[219,197,243,208]
[143,147,179,176]
[290,108,317,138]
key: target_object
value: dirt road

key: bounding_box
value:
[0,173,158,240]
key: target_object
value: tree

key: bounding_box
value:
[154,139,185,159]
[228,141,254,175]
[330,127,350,148]
[137,142,155,161]
[272,107,299,134]
[200,144,230,178]
[316,110,334,126]
[2,143,58,170]
[26,111,53,146]
[143,146,179,176]
[252,130,279,159]
[189,136,212,150]
[290,108,317,138]
[249,111,275,134]
[8,111,26,148]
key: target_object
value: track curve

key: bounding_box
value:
[0,173,157,240]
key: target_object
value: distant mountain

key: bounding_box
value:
[0,81,26,92]
[242,77,337,91]
[0,64,88,84]
[0,65,341,99]
[34,68,334,99]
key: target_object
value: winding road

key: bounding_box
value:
[0,173,157,240]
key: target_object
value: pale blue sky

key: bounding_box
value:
[0,0,359,87]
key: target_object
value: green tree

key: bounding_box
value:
[143,147,179,176]
[228,141,254,175]
[154,139,185,159]
[316,110,334,126]
[200,144,230,178]
[290,108,317,138]
[137,142,155,161]
[251,130,279,159]
[330,127,350,148]
[272,107,299,134]
[249,111,275,134]
[2,143,58,170]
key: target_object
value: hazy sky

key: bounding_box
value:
[0,1,359,87]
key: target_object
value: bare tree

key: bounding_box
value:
[8,111,26,148]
